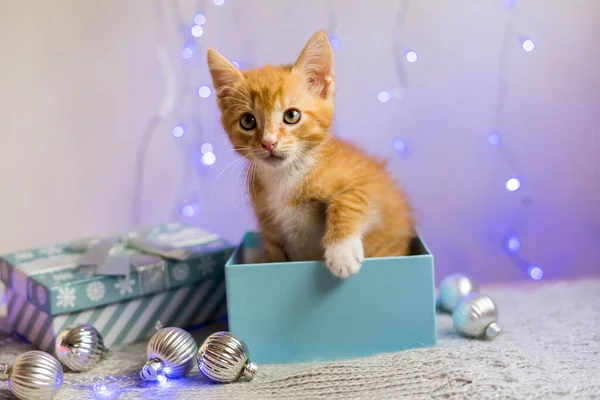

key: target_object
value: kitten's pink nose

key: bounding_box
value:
[262,140,278,153]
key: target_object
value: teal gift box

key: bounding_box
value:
[225,232,437,364]
[0,222,235,352]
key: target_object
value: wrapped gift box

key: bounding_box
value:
[0,222,234,352]
[225,232,436,364]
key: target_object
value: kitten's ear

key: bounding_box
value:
[293,30,335,99]
[207,48,244,98]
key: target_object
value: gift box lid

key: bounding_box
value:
[0,222,235,316]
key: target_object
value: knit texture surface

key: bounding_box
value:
[0,279,598,399]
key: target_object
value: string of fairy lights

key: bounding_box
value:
[133,0,222,224]
[133,0,342,224]
[485,0,542,280]
[134,0,542,280]
[379,0,541,280]
[495,1,542,280]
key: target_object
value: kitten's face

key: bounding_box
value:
[207,31,335,170]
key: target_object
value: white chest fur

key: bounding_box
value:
[258,163,326,262]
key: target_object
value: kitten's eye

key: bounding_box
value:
[240,114,257,130]
[283,109,301,125]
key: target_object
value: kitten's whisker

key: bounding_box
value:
[229,154,250,178]
[216,156,246,181]
[248,162,258,209]
[238,85,252,103]
[218,86,251,104]
[232,161,248,208]
[220,148,250,153]
[239,150,263,160]
[226,146,255,154]
[217,99,248,110]
[217,94,245,102]
[221,84,253,106]
[243,162,256,209]
[222,103,247,120]
[217,94,247,103]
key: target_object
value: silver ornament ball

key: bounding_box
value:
[452,293,501,339]
[0,350,63,400]
[437,273,479,313]
[140,327,198,381]
[55,324,109,372]
[198,331,258,383]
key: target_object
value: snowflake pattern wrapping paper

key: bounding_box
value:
[56,287,77,308]
[0,222,234,314]
[172,263,190,282]
[86,281,106,302]
[114,277,136,295]
[0,222,234,353]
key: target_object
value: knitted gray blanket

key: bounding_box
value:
[1,279,598,399]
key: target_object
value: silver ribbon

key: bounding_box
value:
[70,231,191,277]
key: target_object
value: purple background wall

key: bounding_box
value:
[0,0,598,284]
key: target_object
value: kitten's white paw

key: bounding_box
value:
[324,235,364,278]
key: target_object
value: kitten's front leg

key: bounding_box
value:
[263,237,288,263]
[323,190,369,278]
[263,232,288,263]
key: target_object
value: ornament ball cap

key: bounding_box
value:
[140,358,164,381]
[485,322,501,339]
[0,363,9,381]
[241,361,258,381]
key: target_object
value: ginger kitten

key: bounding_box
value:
[207,31,415,278]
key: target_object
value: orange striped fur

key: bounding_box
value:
[207,31,415,278]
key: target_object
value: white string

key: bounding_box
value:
[132,0,179,225]
[492,2,536,275]
[156,46,177,119]
[170,0,204,221]
[392,0,411,99]
[493,5,523,178]
[327,0,338,39]
[154,0,178,120]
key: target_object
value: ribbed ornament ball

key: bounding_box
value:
[452,293,501,339]
[55,324,108,372]
[3,350,63,399]
[437,273,479,313]
[197,331,258,383]
[140,327,198,381]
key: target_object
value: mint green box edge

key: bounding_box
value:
[225,231,437,365]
